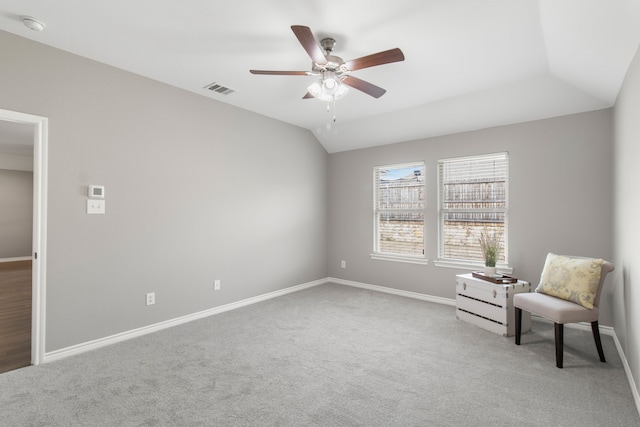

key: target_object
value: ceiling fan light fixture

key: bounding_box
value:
[307,75,349,102]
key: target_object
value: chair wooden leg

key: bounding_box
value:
[555,323,564,368]
[591,321,606,363]
[515,307,522,345]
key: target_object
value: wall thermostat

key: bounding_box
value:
[88,185,105,199]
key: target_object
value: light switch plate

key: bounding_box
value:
[87,199,106,214]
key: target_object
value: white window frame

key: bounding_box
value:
[371,162,427,265]
[435,152,511,273]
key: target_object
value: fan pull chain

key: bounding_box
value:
[324,97,338,123]
[325,97,337,122]
[332,97,337,122]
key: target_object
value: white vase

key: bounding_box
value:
[484,266,497,276]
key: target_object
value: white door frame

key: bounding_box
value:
[0,108,47,365]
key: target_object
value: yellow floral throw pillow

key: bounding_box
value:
[535,253,604,309]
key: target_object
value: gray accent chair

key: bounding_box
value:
[514,257,614,368]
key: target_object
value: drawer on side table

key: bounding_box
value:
[456,273,531,337]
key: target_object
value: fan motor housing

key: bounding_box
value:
[313,56,345,72]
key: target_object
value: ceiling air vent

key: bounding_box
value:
[203,82,235,95]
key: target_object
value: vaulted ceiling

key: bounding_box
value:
[1,0,639,153]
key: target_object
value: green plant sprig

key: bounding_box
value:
[479,229,502,267]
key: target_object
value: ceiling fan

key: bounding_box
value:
[250,25,405,101]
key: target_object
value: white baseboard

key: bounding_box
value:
[44,277,453,363]
[327,277,457,306]
[612,330,640,417]
[529,314,614,335]
[44,278,326,363]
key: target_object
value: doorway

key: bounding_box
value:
[0,109,48,367]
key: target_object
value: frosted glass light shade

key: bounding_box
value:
[308,77,349,102]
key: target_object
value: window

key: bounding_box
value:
[437,153,508,267]
[372,162,426,263]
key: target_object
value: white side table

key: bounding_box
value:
[456,273,531,337]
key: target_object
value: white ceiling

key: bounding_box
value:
[1,0,639,153]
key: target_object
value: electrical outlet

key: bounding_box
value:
[214,280,221,291]
[146,292,155,306]
[341,260,346,268]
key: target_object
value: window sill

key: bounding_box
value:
[434,259,513,274]
[370,253,429,266]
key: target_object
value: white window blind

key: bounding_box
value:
[373,162,425,259]
[438,152,508,264]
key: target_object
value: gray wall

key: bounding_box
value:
[328,109,614,323]
[613,44,640,407]
[0,27,627,378]
[0,152,33,172]
[0,169,33,258]
[0,30,328,351]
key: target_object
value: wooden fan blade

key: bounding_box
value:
[342,76,386,98]
[291,25,327,65]
[302,92,314,99]
[250,70,310,76]
[344,48,405,71]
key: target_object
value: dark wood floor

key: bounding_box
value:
[0,260,32,374]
